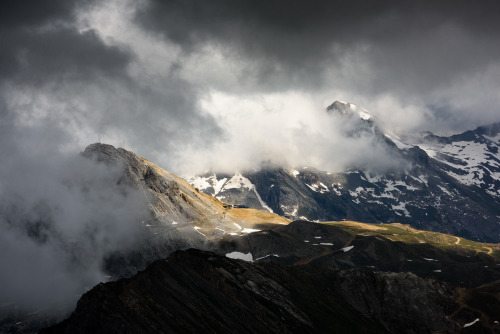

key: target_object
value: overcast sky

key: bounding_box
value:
[2,0,500,174]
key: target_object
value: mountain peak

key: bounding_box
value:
[82,143,133,165]
[326,100,372,121]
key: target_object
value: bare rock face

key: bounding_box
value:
[82,143,219,222]
[42,249,500,334]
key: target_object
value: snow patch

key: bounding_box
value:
[463,318,480,328]
[306,182,329,193]
[391,203,411,217]
[281,204,298,217]
[385,133,413,150]
[437,185,452,196]
[188,176,212,191]
[226,252,253,262]
[252,186,274,213]
[193,226,206,237]
[342,245,354,252]
[417,144,437,158]
[241,228,261,234]
[214,177,228,195]
[224,173,254,190]
[255,254,280,261]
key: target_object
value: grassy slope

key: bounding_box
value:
[325,221,500,259]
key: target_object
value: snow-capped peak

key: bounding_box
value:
[326,100,373,121]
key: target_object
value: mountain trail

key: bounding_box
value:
[484,246,493,255]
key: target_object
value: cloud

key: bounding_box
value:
[0,130,149,314]
[3,0,499,177]
[135,0,500,133]
[0,27,131,84]
[1,0,222,172]
[175,91,406,174]
[0,0,88,29]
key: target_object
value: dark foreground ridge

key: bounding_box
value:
[42,249,500,334]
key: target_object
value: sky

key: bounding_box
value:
[2,0,500,174]
[1,0,500,319]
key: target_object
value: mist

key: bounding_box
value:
[0,135,149,316]
[176,92,407,175]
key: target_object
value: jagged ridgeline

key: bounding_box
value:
[188,102,500,243]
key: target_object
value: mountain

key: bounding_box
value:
[187,102,500,243]
[19,144,500,333]
[0,144,289,334]
[82,143,288,278]
[4,143,500,333]
[41,248,500,334]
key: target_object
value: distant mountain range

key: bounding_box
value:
[187,101,500,243]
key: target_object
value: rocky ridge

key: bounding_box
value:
[82,143,289,277]
[42,249,500,334]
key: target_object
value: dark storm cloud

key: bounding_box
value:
[136,0,500,60]
[0,0,222,171]
[0,0,220,318]
[0,27,132,84]
[136,0,500,99]
[0,0,90,29]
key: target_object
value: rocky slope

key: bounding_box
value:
[42,248,500,334]
[188,102,500,242]
[82,143,288,278]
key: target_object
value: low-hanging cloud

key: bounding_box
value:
[175,92,406,175]
[0,124,149,315]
